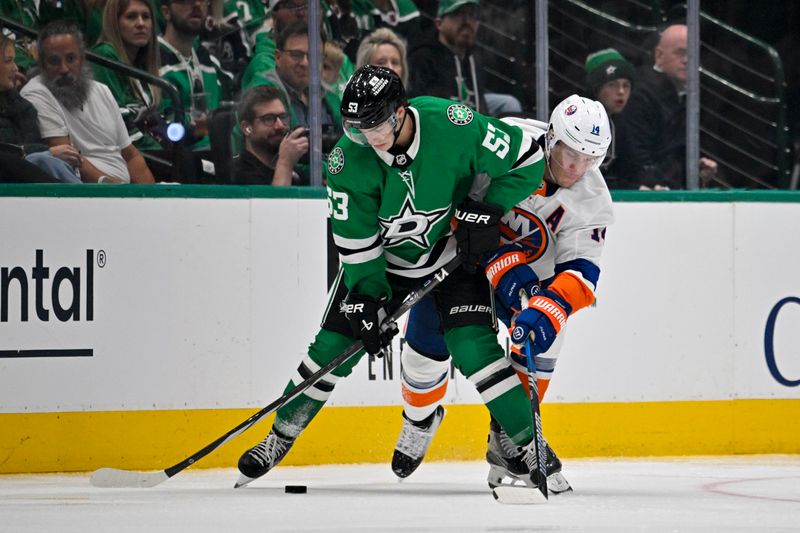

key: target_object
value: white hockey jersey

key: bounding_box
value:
[497,117,614,314]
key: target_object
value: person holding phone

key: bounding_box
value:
[233,85,308,185]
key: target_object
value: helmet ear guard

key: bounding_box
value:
[546,94,612,166]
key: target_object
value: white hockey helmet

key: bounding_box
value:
[546,94,611,163]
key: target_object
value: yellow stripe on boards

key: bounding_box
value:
[1,399,798,474]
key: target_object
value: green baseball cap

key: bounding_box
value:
[438,0,480,17]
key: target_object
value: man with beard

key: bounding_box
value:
[408,0,520,116]
[20,20,155,183]
[231,85,308,185]
[159,0,233,148]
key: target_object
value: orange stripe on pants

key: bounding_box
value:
[401,380,448,408]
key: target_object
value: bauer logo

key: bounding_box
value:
[449,304,492,315]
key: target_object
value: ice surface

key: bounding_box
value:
[1,456,798,532]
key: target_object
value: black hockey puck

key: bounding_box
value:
[285,485,307,494]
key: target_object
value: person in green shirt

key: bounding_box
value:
[0,0,39,75]
[235,66,547,494]
[92,0,163,151]
[158,0,233,149]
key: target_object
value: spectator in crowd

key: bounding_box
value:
[92,0,163,152]
[408,0,519,115]
[0,27,81,183]
[0,2,38,79]
[232,85,308,185]
[247,22,341,137]
[365,0,424,48]
[20,21,155,183]
[356,27,408,86]
[615,23,718,189]
[240,0,309,88]
[584,48,635,183]
[37,0,106,47]
[322,40,345,96]
[159,0,233,149]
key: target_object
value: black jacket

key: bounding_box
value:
[0,91,48,155]
[407,31,488,114]
[614,67,686,189]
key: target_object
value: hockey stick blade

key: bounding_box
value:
[89,256,463,488]
[90,468,168,488]
[492,485,548,504]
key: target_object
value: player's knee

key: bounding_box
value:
[308,328,366,378]
[443,325,505,377]
[401,342,450,385]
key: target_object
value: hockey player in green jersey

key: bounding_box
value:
[236,65,545,489]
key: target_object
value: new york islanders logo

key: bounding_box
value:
[447,104,473,125]
[328,147,345,174]
[501,207,549,262]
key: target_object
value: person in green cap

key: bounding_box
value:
[584,47,635,181]
[408,0,520,116]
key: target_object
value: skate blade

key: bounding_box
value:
[234,473,256,488]
[492,485,548,504]
[547,472,573,494]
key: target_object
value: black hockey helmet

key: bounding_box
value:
[340,65,406,143]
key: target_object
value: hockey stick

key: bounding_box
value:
[90,255,463,489]
[491,337,548,504]
[524,338,549,500]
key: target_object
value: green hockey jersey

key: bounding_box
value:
[326,96,545,299]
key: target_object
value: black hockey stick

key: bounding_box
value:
[90,255,463,488]
[491,338,548,504]
[524,338,549,500]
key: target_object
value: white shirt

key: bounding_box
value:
[21,76,133,182]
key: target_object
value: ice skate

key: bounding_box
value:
[391,405,445,478]
[485,418,572,494]
[235,430,295,488]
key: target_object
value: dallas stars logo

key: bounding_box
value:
[379,195,450,248]
[605,64,617,75]
[328,147,345,174]
[447,104,474,125]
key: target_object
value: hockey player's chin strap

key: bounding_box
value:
[389,107,409,151]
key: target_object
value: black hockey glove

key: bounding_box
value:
[454,199,504,273]
[344,293,399,357]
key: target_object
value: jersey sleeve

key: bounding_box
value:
[548,179,614,314]
[472,113,545,212]
[326,144,391,299]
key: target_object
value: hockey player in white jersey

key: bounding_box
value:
[391,94,614,495]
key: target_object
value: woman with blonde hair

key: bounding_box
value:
[355,27,409,87]
[91,0,162,150]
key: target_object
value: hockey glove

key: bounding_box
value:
[483,243,540,315]
[454,200,504,273]
[510,289,573,355]
[344,293,399,357]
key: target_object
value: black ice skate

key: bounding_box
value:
[391,405,445,478]
[234,429,295,488]
[486,418,572,494]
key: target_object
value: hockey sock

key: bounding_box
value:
[444,325,534,446]
[274,328,367,438]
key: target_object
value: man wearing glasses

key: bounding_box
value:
[232,85,308,185]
